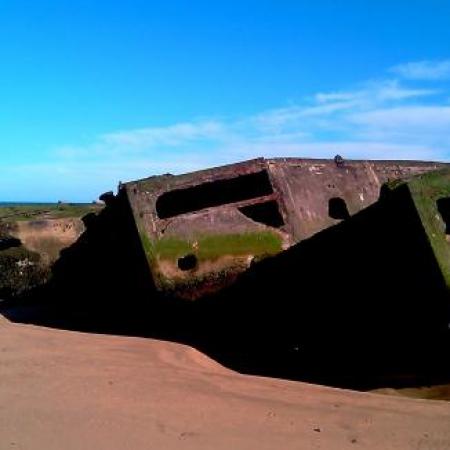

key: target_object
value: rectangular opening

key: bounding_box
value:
[156,170,274,219]
[239,200,284,228]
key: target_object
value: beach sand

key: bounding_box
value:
[1,316,449,450]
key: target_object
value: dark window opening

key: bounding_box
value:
[156,170,273,219]
[437,197,450,234]
[239,200,284,228]
[328,197,350,220]
[178,254,198,271]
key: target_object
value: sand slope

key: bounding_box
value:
[1,317,449,450]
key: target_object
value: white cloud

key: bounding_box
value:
[350,106,450,129]
[222,140,441,163]
[372,80,436,101]
[315,91,360,103]
[5,59,450,201]
[102,121,226,149]
[27,67,449,200]
[316,80,434,104]
[346,106,450,149]
[391,60,450,80]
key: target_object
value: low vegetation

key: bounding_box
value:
[0,203,102,222]
[0,202,100,297]
[0,246,49,298]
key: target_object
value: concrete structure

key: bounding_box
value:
[121,157,446,300]
[383,167,450,290]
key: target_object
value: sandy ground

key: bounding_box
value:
[1,317,450,450]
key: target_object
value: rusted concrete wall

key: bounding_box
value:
[267,158,444,241]
[121,157,447,299]
[124,158,271,240]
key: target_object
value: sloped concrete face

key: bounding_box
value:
[121,157,446,300]
[384,168,450,290]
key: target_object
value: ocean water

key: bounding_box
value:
[0,202,89,207]
[0,202,56,206]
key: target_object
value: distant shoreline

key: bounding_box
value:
[0,202,93,207]
[0,202,103,221]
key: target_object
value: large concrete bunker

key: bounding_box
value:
[120,157,445,300]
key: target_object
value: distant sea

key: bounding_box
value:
[0,202,89,206]
[0,202,54,206]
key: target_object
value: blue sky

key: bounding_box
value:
[1,1,450,201]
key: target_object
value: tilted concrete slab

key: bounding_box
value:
[383,168,450,290]
[120,157,447,300]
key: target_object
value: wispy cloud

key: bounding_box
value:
[102,121,226,149]
[315,79,435,104]
[391,60,450,80]
[18,59,450,200]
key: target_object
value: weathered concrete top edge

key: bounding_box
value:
[266,157,448,166]
[120,156,449,189]
[121,158,265,187]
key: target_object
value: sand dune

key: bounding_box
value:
[1,316,449,450]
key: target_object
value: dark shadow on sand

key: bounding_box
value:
[2,186,450,391]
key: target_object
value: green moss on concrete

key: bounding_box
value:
[143,231,282,264]
[397,169,450,288]
[196,232,282,261]
[153,237,192,260]
[140,231,155,259]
